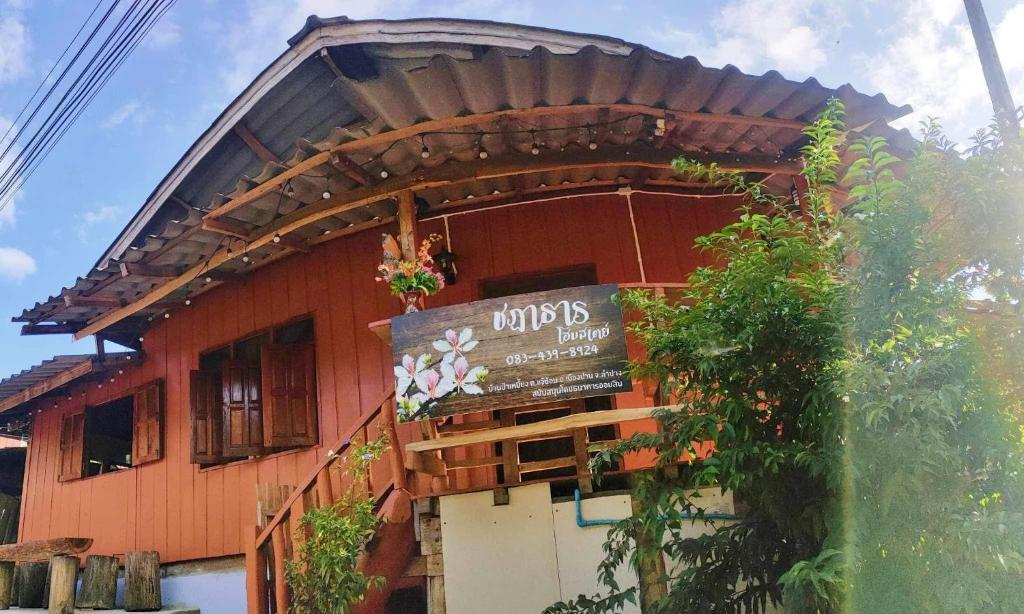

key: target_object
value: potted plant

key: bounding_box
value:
[376,233,446,313]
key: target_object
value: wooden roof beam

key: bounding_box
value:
[119,262,183,278]
[201,217,251,240]
[73,145,799,340]
[204,103,806,222]
[329,152,374,186]
[20,323,84,335]
[233,123,281,163]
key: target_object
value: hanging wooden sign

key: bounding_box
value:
[391,284,632,422]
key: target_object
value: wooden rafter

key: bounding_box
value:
[73,145,798,339]
[233,123,280,163]
[204,103,806,221]
[329,152,373,186]
[119,262,182,278]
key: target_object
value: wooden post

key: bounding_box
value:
[270,524,288,614]
[77,554,119,609]
[245,526,269,614]
[47,555,79,614]
[420,514,445,614]
[0,561,13,609]
[964,0,1020,138]
[124,551,161,611]
[397,190,418,261]
[15,561,47,607]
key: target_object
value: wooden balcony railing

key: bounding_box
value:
[246,389,411,614]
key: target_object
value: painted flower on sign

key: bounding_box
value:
[442,356,487,395]
[394,353,430,397]
[395,327,486,421]
[432,327,478,363]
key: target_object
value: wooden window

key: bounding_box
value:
[262,343,317,448]
[132,380,163,466]
[190,316,318,465]
[58,413,85,482]
[222,361,264,458]
[190,370,223,464]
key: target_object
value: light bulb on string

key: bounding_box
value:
[420,136,430,159]
[322,190,331,200]
[273,233,281,243]
[380,169,389,179]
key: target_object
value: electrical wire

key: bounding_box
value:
[0,0,178,214]
[0,0,177,213]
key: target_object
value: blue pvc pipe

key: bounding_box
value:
[573,489,739,528]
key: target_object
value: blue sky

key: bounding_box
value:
[0,0,1022,380]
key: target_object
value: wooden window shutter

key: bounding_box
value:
[58,412,85,482]
[261,343,318,448]
[222,360,264,457]
[132,380,163,466]
[190,370,224,464]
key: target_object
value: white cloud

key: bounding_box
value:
[651,0,848,77]
[143,15,181,49]
[0,4,29,83]
[0,246,35,282]
[77,204,122,242]
[219,0,417,94]
[863,0,1024,142]
[0,115,21,229]
[100,99,148,129]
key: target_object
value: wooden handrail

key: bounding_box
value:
[406,405,679,455]
[255,388,398,549]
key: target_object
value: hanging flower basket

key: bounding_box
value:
[376,233,446,313]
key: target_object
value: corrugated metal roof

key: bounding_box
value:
[0,353,137,411]
[14,17,913,337]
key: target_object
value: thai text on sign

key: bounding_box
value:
[391,284,632,422]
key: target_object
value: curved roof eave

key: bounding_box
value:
[95,17,654,271]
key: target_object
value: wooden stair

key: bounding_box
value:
[246,390,415,614]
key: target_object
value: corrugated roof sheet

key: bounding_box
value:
[14,17,913,337]
[0,353,137,410]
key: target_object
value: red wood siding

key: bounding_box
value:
[18,192,740,562]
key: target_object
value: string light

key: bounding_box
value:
[163,313,170,319]
[380,169,389,179]
[272,233,281,243]
[530,130,540,155]
[184,299,191,306]
[420,136,430,159]
[322,190,331,199]
[204,276,212,283]
[242,255,251,263]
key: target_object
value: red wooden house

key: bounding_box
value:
[0,16,910,613]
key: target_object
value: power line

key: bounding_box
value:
[0,0,178,214]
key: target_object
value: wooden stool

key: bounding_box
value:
[124,551,161,611]
[77,554,119,609]
[47,555,79,614]
[0,560,13,608]
[14,561,47,607]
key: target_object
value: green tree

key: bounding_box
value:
[840,129,1024,613]
[547,101,850,614]
[547,104,1024,613]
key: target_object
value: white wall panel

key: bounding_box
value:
[440,483,562,614]
[551,495,641,614]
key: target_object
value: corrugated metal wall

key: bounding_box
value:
[17,192,741,562]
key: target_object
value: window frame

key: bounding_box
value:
[57,378,164,483]
[191,314,319,467]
